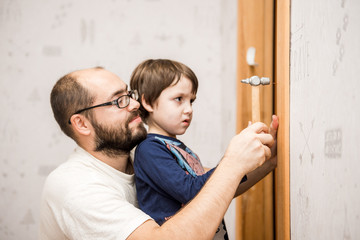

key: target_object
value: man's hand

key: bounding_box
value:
[223,122,274,175]
[232,116,279,197]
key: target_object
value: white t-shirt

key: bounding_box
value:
[39,147,151,240]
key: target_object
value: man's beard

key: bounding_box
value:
[91,112,147,157]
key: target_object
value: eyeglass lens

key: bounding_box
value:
[117,91,138,108]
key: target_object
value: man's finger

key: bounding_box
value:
[264,145,272,160]
[248,122,269,134]
[257,133,274,148]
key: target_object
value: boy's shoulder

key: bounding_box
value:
[134,134,179,165]
[139,134,181,147]
[137,134,167,151]
[136,134,184,156]
[138,133,161,146]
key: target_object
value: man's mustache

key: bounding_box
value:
[126,111,142,124]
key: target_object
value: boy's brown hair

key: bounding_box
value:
[130,59,198,123]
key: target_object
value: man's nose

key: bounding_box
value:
[126,98,140,111]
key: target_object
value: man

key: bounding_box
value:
[40,67,277,240]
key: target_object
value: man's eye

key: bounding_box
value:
[117,97,126,106]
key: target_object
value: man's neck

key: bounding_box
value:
[88,148,132,173]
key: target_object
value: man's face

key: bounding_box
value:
[80,69,147,156]
[91,110,147,156]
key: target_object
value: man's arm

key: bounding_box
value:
[128,122,274,240]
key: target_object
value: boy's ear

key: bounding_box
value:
[141,95,154,113]
[70,114,91,136]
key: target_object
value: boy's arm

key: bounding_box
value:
[234,155,277,197]
[135,140,215,204]
[128,122,274,240]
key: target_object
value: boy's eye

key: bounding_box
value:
[190,99,196,104]
[175,97,182,102]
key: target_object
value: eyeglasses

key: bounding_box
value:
[68,90,139,124]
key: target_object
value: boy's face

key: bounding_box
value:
[148,76,196,138]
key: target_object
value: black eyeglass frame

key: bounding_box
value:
[68,90,139,124]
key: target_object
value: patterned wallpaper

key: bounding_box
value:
[290,0,360,238]
[0,0,238,239]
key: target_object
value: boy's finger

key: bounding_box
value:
[269,115,279,138]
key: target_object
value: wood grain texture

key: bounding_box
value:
[274,0,290,239]
[235,0,274,239]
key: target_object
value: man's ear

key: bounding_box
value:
[141,95,154,113]
[69,114,91,136]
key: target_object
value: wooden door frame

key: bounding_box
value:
[235,0,290,239]
[274,1,290,239]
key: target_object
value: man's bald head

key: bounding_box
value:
[50,67,104,140]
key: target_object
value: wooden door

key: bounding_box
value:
[235,0,290,239]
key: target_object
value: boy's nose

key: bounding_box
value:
[184,102,193,115]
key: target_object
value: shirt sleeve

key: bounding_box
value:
[135,139,215,204]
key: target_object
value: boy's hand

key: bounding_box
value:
[269,115,279,166]
[269,115,279,141]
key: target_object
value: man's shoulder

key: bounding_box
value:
[40,159,151,240]
[45,150,91,180]
[42,158,92,199]
[42,149,102,199]
[45,147,104,183]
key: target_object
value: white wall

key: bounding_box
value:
[0,0,239,239]
[290,0,360,238]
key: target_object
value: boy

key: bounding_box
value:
[130,59,276,239]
